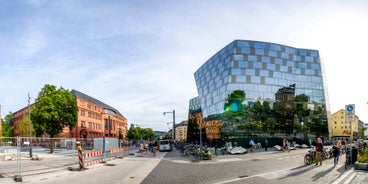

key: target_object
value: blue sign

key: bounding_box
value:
[347,105,354,112]
[346,104,355,116]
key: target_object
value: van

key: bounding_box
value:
[159,139,172,152]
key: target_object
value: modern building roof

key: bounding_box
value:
[71,89,124,117]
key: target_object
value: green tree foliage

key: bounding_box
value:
[126,124,155,141]
[118,128,123,140]
[17,114,34,137]
[127,124,139,140]
[1,112,14,138]
[31,84,78,153]
[143,128,155,141]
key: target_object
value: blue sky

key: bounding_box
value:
[1,0,368,131]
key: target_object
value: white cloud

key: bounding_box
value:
[1,1,368,131]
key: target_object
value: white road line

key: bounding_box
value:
[213,166,300,184]
[343,172,356,184]
[331,169,354,184]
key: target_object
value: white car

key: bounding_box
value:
[159,140,172,152]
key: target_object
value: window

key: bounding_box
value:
[81,121,85,128]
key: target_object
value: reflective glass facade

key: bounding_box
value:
[194,40,329,118]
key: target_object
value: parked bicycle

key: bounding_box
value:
[322,147,333,160]
[304,149,315,165]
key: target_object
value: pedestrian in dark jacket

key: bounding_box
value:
[332,140,341,166]
[315,138,324,166]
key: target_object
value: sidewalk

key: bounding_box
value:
[0,149,166,184]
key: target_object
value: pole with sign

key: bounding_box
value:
[345,104,355,141]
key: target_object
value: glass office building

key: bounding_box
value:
[194,40,330,118]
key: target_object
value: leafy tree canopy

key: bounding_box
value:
[2,112,14,137]
[30,84,78,138]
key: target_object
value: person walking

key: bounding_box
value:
[152,140,158,157]
[332,140,341,166]
[315,137,324,166]
[285,139,290,153]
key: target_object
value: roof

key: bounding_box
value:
[71,89,124,117]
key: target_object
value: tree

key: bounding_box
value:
[31,84,78,153]
[17,114,34,137]
[118,128,123,140]
[127,124,139,140]
[143,128,155,141]
[1,112,14,140]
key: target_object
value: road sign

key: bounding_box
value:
[346,115,355,122]
[345,104,355,115]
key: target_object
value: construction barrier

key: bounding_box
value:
[77,145,84,169]
[83,150,103,166]
[81,147,128,167]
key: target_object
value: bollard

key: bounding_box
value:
[77,144,84,169]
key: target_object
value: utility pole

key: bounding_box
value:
[163,110,176,141]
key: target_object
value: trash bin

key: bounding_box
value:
[352,148,358,164]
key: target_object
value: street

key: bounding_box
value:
[1,148,367,184]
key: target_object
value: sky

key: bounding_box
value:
[1,0,368,132]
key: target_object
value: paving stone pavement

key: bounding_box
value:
[1,147,368,184]
[141,148,368,184]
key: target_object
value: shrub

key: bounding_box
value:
[357,147,368,163]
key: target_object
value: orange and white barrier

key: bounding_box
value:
[83,150,103,167]
[84,150,103,158]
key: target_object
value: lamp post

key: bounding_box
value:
[163,110,175,141]
[28,93,32,158]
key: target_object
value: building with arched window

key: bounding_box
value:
[13,89,128,140]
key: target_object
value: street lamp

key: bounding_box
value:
[163,110,175,141]
[28,93,32,158]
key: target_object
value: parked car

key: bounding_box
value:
[230,146,247,154]
[159,139,172,152]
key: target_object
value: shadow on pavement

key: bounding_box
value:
[312,165,334,182]
[278,165,318,179]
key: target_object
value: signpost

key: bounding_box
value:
[345,104,355,141]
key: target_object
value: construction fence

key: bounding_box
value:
[0,137,131,180]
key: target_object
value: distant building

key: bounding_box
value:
[329,109,359,140]
[13,89,128,140]
[175,121,188,142]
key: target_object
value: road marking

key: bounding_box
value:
[331,169,354,184]
[343,172,356,184]
[213,166,301,184]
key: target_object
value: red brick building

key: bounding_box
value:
[13,89,128,140]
